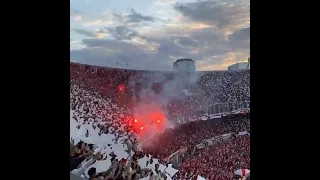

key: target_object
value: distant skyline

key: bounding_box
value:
[70,0,250,71]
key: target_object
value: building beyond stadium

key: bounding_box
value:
[228,62,249,71]
[173,59,196,73]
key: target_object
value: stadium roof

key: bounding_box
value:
[174,59,195,63]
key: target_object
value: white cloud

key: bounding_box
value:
[155,0,177,6]
[83,19,113,26]
[70,40,87,50]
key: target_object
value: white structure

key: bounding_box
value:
[228,62,249,71]
[173,59,196,73]
[70,173,86,180]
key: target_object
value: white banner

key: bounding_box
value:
[197,175,206,180]
[238,131,249,136]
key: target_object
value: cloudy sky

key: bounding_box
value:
[70,0,250,71]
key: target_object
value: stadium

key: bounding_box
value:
[70,59,250,180]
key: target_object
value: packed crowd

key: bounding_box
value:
[70,84,171,179]
[174,134,250,180]
[70,63,250,117]
[143,114,249,159]
[70,63,250,179]
[198,71,250,103]
[70,140,169,180]
[70,83,139,144]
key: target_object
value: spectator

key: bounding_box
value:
[71,151,101,176]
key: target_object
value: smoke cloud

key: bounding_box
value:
[128,71,201,148]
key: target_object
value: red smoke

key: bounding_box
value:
[130,101,174,148]
[117,84,125,92]
[132,109,169,143]
[134,111,164,131]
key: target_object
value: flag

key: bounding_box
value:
[234,169,250,177]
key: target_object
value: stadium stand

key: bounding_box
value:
[70,62,250,180]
